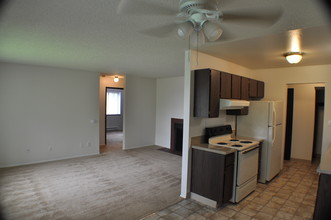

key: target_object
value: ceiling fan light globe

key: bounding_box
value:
[190,30,205,47]
[177,22,194,39]
[203,21,223,41]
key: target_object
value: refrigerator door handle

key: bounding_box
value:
[273,109,276,126]
[272,126,276,144]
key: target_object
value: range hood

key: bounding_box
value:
[219,99,250,110]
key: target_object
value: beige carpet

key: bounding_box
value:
[0,146,182,220]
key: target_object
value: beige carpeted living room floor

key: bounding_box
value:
[0,146,182,220]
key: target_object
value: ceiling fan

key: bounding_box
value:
[117,0,283,45]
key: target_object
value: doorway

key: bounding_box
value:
[312,87,325,162]
[99,74,125,154]
[103,87,124,153]
[284,83,325,161]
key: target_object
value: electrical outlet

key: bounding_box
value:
[87,142,92,147]
[49,146,52,151]
[26,149,30,153]
[80,143,84,148]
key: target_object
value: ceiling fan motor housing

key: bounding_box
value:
[179,0,217,14]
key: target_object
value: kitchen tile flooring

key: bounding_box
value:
[141,159,319,220]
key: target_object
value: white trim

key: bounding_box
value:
[190,193,217,208]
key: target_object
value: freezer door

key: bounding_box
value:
[266,125,283,181]
[269,101,283,126]
[237,101,270,139]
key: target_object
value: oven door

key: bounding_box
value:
[236,146,259,186]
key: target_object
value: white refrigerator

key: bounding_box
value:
[237,101,283,183]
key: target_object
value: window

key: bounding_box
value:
[106,89,122,115]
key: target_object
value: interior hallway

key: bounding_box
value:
[100,131,123,153]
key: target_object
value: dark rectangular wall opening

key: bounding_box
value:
[312,87,325,161]
[284,88,294,160]
[171,118,183,156]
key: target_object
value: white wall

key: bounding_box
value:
[124,75,156,150]
[253,65,331,159]
[155,76,184,148]
[181,51,254,198]
[99,75,124,145]
[0,62,99,167]
[288,83,324,160]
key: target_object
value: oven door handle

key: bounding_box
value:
[242,146,259,154]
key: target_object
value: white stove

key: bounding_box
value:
[209,134,259,151]
[205,125,260,203]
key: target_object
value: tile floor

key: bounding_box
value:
[141,159,319,220]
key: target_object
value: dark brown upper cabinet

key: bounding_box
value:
[249,79,258,98]
[257,80,265,99]
[220,72,231,99]
[194,69,220,118]
[241,77,249,100]
[249,79,264,99]
[231,74,241,99]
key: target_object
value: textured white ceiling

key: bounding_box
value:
[0,0,330,77]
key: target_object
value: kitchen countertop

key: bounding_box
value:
[191,136,237,155]
[317,143,331,175]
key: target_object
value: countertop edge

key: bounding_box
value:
[192,145,236,155]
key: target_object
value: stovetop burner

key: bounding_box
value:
[230,139,239,141]
[240,141,253,144]
[217,142,228,145]
[232,144,243,148]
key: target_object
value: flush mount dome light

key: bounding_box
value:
[114,75,119,82]
[284,52,304,64]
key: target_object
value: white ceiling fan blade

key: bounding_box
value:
[221,5,283,27]
[117,0,177,16]
[140,23,178,38]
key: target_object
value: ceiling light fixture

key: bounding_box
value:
[177,20,223,44]
[203,21,223,42]
[284,52,303,64]
[176,13,223,46]
[284,29,304,64]
[114,76,119,82]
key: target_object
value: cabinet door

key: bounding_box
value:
[231,75,241,99]
[222,164,234,203]
[249,79,258,99]
[209,70,220,118]
[194,69,210,117]
[257,81,265,99]
[220,72,231,99]
[241,77,249,100]
[191,149,225,201]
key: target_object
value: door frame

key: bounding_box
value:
[104,87,124,145]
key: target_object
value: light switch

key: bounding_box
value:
[328,120,331,127]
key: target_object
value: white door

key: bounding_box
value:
[266,125,283,181]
